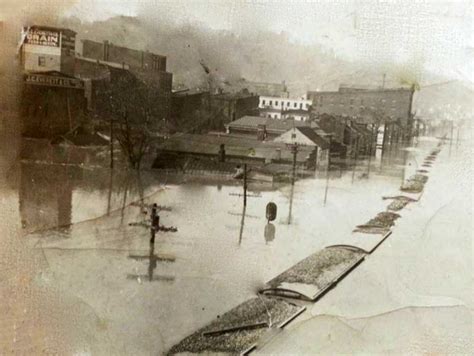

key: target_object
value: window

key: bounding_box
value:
[294,102,297,108]
[287,101,290,107]
[300,103,303,109]
[305,103,309,109]
[275,101,279,106]
[262,99,266,105]
[291,133,297,139]
[269,100,272,105]
[38,56,46,66]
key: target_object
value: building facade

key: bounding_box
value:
[259,96,312,120]
[76,40,173,132]
[21,26,77,76]
[307,86,415,126]
[80,40,167,72]
[210,92,259,127]
[20,26,87,138]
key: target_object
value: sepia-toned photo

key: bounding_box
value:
[0,1,472,354]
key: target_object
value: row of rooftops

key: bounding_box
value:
[158,132,318,164]
[158,113,376,161]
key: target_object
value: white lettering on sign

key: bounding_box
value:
[26,29,60,47]
[25,74,84,89]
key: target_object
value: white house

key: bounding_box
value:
[273,126,330,171]
[259,95,312,121]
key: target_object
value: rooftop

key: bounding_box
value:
[159,133,315,163]
[227,116,311,133]
[24,25,76,35]
[294,127,330,149]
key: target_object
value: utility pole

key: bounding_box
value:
[287,143,298,225]
[110,115,114,169]
[291,144,298,187]
[324,135,332,206]
[243,163,247,207]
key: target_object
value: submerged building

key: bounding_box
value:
[19,26,87,138]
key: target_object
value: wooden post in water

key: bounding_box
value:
[243,163,247,207]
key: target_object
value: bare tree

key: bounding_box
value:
[94,68,166,169]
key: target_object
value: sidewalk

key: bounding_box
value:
[255,138,473,354]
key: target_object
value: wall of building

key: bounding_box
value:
[22,45,61,72]
[21,27,76,76]
[81,40,167,72]
[21,83,87,138]
[307,87,414,125]
[259,96,312,111]
[210,94,259,129]
[259,96,312,121]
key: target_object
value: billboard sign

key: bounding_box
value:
[25,74,84,89]
[25,28,60,47]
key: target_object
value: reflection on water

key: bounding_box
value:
[127,243,175,282]
[264,223,276,244]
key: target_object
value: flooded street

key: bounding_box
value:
[6,136,451,355]
[257,135,473,354]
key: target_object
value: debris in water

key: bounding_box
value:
[167,297,301,355]
[356,211,401,230]
[386,196,412,211]
[400,174,428,193]
[266,247,365,292]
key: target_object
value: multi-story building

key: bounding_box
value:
[76,40,173,132]
[259,96,312,121]
[79,40,172,90]
[19,26,87,138]
[307,85,415,126]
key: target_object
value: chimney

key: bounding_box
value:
[218,144,226,162]
[103,40,109,61]
[257,124,267,141]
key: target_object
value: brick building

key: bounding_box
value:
[307,85,415,126]
[209,92,259,128]
[78,39,173,130]
[170,89,211,133]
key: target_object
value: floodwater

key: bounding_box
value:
[257,134,473,354]
[3,134,469,354]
